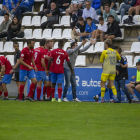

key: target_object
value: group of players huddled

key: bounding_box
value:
[0,39,139,103]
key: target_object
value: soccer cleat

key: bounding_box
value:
[62,97,69,102]
[98,99,105,103]
[129,99,132,103]
[132,97,139,101]
[3,97,9,100]
[37,98,42,101]
[52,98,57,102]
[93,95,99,102]
[29,97,34,102]
[73,98,81,102]
[24,96,30,100]
[15,96,19,100]
[58,98,62,102]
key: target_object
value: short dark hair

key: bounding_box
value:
[104,3,110,7]
[27,39,34,45]
[105,39,112,48]
[85,1,91,4]
[118,48,122,54]
[99,16,104,21]
[71,42,77,48]
[111,46,119,50]
[40,39,46,46]
[108,15,114,19]
[4,13,9,17]
[78,16,84,21]
[86,17,92,21]
[136,62,140,66]
[58,40,64,47]
[13,41,19,46]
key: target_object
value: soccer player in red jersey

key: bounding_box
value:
[19,40,37,101]
[41,40,53,100]
[47,40,73,102]
[0,56,13,99]
[34,40,46,101]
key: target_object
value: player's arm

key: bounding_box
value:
[20,57,33,70]
[47,57,53,75]
[121,62,128,68]
[0,65,5,80]
[41,58,48,75]
[100,51,105,63]
[10,59,20,74]
[116,51,121,61]
[31,57,37,72]
[67,61,73,75]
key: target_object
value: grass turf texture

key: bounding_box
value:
[0,101,140,140]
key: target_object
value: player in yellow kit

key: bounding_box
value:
[100,39,121,103]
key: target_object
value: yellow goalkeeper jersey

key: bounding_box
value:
[100,48,121,74]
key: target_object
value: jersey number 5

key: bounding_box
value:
[56,55,61,64]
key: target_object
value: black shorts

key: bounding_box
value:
[14,72,19,82]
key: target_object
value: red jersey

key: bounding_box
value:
[34,47,44,71]
[50,48,70,73]
[42,49,51,71]
[20,47,34,71]
[0,56,12,74]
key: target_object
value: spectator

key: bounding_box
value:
[118,0,136,20]
[0,0,19,16]
[0,13,11,40]
[71,16,86,41]
[66,0,81,15]
[80,17,97,41]
[91,0,101,11]
[128,0,140,15]
[79,0,93,9]
[91,16,107,42]
[57,0,71,13]
[101,15,122,41]
[103,3,120,23]
[13,0,34,21]
[7,16,22,41]
[114,47,132,103]
[38,0,57,17]
[41,2,60,29]
[96,0,116,15]
[70,4,83,29]
[126,61,140,101]
[82,1,99,24]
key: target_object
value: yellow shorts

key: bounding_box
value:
[101,73,116,82]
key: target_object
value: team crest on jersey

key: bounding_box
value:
[21,54,24,57]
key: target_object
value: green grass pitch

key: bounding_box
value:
[0,101,140,140]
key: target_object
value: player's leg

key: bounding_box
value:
[19,70,27,101]
[15,72,20,100]
[2,74,13,99]
[57,73,64,102]
[108,35,115,40]
[119,80,132,103]
[134,84,140,101]
[126,83,138,101]
[35,71,42,101]
[0,83,3,97]
[63,68,71,102]
[51,72,57,102]
[115,80,121,103]
[28,70,37,101]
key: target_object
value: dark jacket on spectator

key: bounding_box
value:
[91,0,101,10]
[124,0,137,6]
[105,20,122,37]
[43,0,57,10]
[101,0,116,8]
[57,0,71,9]
[8,23,21,33]
[46,7,60,21]
[72,9,83,23]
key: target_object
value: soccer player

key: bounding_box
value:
[0,56,13,99]
[126,62,140,101]
[34,39,46,101]
[62,39,97,102]
[19,40,37,101]
[100,39,121,103]
[41,40,53,100]
[10,42,21,100]
[47,40,73,102]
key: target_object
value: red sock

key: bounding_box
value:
[58,88,62,99]
[0,91,2,96]
[4,92,8,97]
[50,88,55,98]
[47,86,51,98]
[19,85,25,100]
[29,83,36,97]
[37,87,41,99]
[43,86,47,95]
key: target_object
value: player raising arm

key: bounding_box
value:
[100,39,121,103]
[47,40,73,102]
[19,40,37,101]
